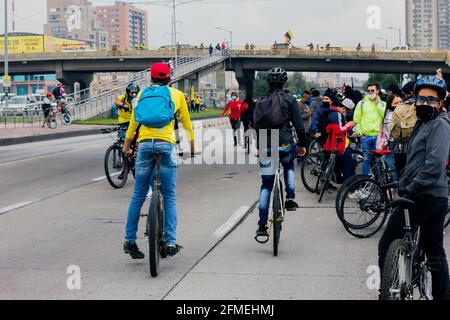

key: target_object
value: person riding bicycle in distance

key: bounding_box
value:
[254,67,307,238]
[378,75,450,300]
[115,82,140,134]
[122,63,197,259]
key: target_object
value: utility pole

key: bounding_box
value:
[172,0,177,69]
[4,0,10,108]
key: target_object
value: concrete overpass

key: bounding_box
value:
[1,48,449,94]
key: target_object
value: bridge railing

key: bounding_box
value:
[69,50,229,120]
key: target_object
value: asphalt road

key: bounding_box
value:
[1,125,449,300]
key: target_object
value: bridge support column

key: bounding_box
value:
[235,70,255,97]
[56,72,94,94]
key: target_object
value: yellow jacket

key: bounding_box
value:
[117,94,133,124]
[126,86,195,144]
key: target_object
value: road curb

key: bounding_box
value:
[0,128,107,147]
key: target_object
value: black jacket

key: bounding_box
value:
[257,89,307,149]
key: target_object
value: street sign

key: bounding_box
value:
[2,75,11,88]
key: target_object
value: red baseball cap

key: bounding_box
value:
[150,62,171,79]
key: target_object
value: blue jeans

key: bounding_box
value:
[361,136,377,176]
[125,141,178,246]
[258,144,297,226]
[383,152,398,182]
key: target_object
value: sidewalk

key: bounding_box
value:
[0,118,229,146]
[0,125,112,146]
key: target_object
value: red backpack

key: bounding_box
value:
[324,124,347,155]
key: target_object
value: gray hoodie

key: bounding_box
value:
[399,112,450,198]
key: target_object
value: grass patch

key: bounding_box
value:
[73,108,224,125]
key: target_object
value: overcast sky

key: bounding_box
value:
[0,0,405,49]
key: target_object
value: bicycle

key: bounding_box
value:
[59,99,72,126]
[147,151,195,277]
[255,159,285,257]
[316,151,338,203]
[102,127,137,189]
[337,150,395,238]
[380,198,433,300]
[45,105,59,129]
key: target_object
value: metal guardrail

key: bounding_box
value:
[69,50,229,121]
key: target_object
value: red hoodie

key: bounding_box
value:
[222,100,243,121]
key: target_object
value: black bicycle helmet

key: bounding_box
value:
[414,76,447,100]
[126,83,140,97]
[267,67,288,85]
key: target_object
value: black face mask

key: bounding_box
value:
[416,105,437,122]
[322,102,330,108]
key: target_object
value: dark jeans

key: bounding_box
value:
[378,195,449,300]
[195,104,200,113]
[334,148,355,184]
[230,120,241,145]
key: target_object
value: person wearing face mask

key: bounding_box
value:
[222,92,243,147]
[353,83,387,176]
[378,76,450,301]
[310,88,333,146]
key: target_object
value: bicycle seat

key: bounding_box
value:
[391,198,416,210]
[370,150,392,156]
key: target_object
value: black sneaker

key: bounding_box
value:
[256,224,269,237]
[166,244,183,257]
[118,171,125,180]
[123,242,145,260]
[285,199,299,212]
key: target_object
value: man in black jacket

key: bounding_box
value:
[255,67,307,238]
[378,76,450,300]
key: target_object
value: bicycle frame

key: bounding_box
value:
[268,162,285,233]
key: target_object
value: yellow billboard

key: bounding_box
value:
[44,36,91,52]
[0,35,44,53]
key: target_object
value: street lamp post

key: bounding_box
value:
[4,0,9,108]
[387,26,402,49]
[377,37,388,50]
[215,27,232,50]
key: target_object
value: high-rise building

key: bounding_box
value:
[95,1,148,51]
[405,0,450,50]
[44,0,109,50]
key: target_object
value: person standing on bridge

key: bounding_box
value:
[353,83,386,176]
[122,63,197,259]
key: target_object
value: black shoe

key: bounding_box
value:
[118,172,125,180]
[166,244,183,257]
[256,224,269,237]
[285,199,299,212]
[123,242,145,260]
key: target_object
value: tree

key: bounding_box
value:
[253,72,318,98]
[364,73,401,90]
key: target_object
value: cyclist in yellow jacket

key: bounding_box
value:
[122,63,197,259]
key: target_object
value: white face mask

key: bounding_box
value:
[368,93,377,100]
[232,96,237,101]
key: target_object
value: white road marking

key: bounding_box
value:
[92,176,107,182]
[213,205,251,239]
[0,201,35,215]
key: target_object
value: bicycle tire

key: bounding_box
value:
[272,180,282,257]
[60,113,72,126]
[339,177,388,239]
[104,145,128,189]
[148,191,162,277]
[380,239,411,300]
[301,153,322,193]
[335,175,368,223]
[309,140,322,155]
[317,156,335,203]
[47,116,57,129]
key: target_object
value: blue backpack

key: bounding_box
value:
[134,86,175,128]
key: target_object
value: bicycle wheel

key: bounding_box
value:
[380,239,411,300]
[272,179,283,257]
[339,177,388,238]
[335,175,368,223]
[60,113,72,126]
[104,145,129,189]
[309,140,322,155]
[148,191,162,277]
[317,156,335,203]
[46,116,57,129]
[301,153,323,193]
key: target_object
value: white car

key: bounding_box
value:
[0,96,41,116]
